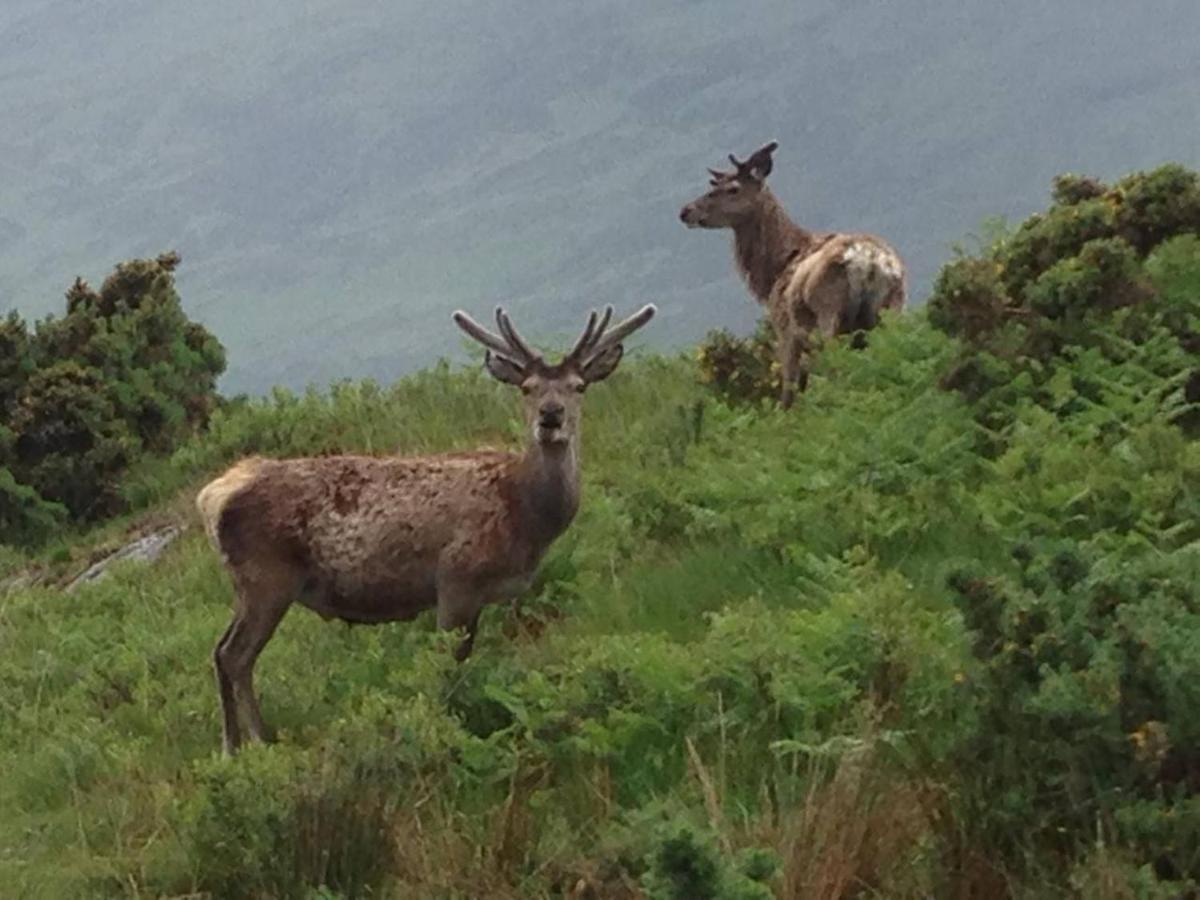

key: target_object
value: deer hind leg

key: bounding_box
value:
[214,569,296,754]
[778,332,808,410]
[849,299,878,349]
[780,302,818,408]
[213,620,241,755]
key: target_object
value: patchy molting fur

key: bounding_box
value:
[199,303,655,755]
[681,141,907,407]
[200,447,579,626]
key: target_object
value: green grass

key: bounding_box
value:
[1,306,1197,898]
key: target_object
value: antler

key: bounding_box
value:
[456,303,656,370]
[569,303,657,367]
[452,307,543,366]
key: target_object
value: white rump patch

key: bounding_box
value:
[842,241,903,279]
[841,242,903,306]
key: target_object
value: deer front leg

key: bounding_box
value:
[436,575,484,662]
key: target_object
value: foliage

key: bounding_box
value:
[695,319,780,406]
[1,165,1198,897]
[922,164,1200,889]
[928,164,1200,440]
[0,252,224,542]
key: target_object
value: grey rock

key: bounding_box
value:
[65,526,184,593]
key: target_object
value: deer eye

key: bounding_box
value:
[572,381,586,393]
[724,184,740,195]
[520,383,534,395]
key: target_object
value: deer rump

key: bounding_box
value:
[200,452,537,626]
[776,234,905,340]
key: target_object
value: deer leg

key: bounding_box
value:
[850,303,876,349]
[440,604,483,662]
[213,619,241,755]
[436,579,484,662]
[816,307,843,343]
[233,605,290,744]
[779,333,806,410]
[453,609,483,662]
[216,580,293,754]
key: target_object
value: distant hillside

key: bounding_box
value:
[2,0,1198,393]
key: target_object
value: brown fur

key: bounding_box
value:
[681,141,907,407]
[199,304,655,754]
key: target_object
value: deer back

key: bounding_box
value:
[197,451,539,585]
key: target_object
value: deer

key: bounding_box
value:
[196,303,656,755]
[679,140,906,408]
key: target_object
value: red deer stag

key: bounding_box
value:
[680,140,906,408]
[197,303,656,754]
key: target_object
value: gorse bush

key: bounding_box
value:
[0,252,224,542]
[922,165,1200,888]
[929,163,1200,440]
[696,319,780,406]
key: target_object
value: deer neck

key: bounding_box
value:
[516,436,581,544]
[733,189,817,302]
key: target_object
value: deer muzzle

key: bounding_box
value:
[535,402,567,443]
[679,204,706,228]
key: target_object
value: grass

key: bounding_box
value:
[0,309,1195,898]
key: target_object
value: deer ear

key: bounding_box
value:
[580,344,624,384]
[746,141,778,181]
[484,351,527,386]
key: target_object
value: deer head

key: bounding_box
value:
[679,140,780,229]
[452,304,656,446]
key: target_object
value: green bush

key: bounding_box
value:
[930,164,1199,446]
[0,252,224,542]
[695,319,780,406]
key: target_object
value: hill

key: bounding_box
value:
[2,191,1198,892]
[2,0,1199,393]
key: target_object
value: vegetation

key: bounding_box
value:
[0,252,225,544]
[0,166,1198,897]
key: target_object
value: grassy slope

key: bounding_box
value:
[1,309,1195,897]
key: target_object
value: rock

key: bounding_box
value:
[0,571,37,596]
[65,525,183,593]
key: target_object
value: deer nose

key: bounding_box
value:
[679,206,691,222]
[538,401,565,428]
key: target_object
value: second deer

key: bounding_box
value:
[197,303,655,754]
[680,140,906,408]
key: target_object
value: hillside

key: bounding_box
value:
[3,0,1200,393]
[2,185,1199,895]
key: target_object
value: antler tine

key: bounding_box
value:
[582,304,657,363]
[495,307,541,364]
[452,309,518,359]
[592,305,614,342]
[564,308,601,363]
[586,305,615,349]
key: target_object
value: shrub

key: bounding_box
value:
[929,165,1200,444]
[0,252,224,542]
[695,319,780,405]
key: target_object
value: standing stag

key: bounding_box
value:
[680,140,906,408]
[197,303,656,755]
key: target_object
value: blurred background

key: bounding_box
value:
[2,0,1198,393]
